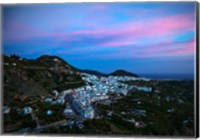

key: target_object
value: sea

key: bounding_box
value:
[139,73,194,80]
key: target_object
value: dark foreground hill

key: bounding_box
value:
[3,55,85,106]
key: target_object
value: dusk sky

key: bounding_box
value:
[3,2,196,74]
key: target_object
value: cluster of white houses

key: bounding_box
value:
[71,94,95,119]
[3,73,154,120]
[63,73,153,119]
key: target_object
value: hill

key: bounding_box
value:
[80,69,107,77]
[81,69,139,77]
[3,55,139,106]
[109,69,139,77]
[3,54,85,106]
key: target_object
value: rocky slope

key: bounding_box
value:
[3,54,139,106]
[3,55,85,106]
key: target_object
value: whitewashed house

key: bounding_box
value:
[3,106,11,114]
[22,107,33,115]
[44,97,53,103]
[52,90,59,97]
[47,110,53,115]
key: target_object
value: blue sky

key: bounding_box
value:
[2,2,196,74]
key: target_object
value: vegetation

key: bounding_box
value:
[96,80,194,136]
[3,54,85,106]
[38,80,194,136]
[3,54,195,136]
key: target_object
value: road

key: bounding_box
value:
[15,119,68,134]
[30,119,68,133]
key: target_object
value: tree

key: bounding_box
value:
[10,54,20,60]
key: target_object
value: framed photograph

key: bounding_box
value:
[1,1,199,138]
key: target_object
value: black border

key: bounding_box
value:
[0,1,199,138]
[196,1,199,138]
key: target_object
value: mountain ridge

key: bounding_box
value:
[80,69,139,77]
[3,54,139,106]
[3,54,85,106]
[109,69,139,77]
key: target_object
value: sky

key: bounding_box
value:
[2,2,197,75]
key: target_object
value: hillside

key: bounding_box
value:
[109,69,139,77]
[3,54,85,106]
[81,69,139,77]
[80,69,107,77]
[3,55,139,106]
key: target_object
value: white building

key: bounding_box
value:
[22,107,33,115]
[80,106,95,119]
[135,121,145,128]
[52,90,59,97]
[53,58,59,62]
[63,89,73,95]
[63,108,74,116]
[55,98,65,105]
[44,97,53,103]
[12,63,17,66]
[47,110,53,115]
[3,106,10,114]
[136,86,152,92]
[167,108,175,113]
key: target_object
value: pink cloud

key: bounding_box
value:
[168,41,195,55]
[4,23,37,42]
[4,22,74,43]
[143,14,194,36]
[71,14,194,46]
[91,5,107,10]
[86,39,195,60]
[73,30,99,35]
[55,14,194,51]
[100,41,136,47]
[5,13,195,53]
[134,40,195,59]
[57,39,195,60]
